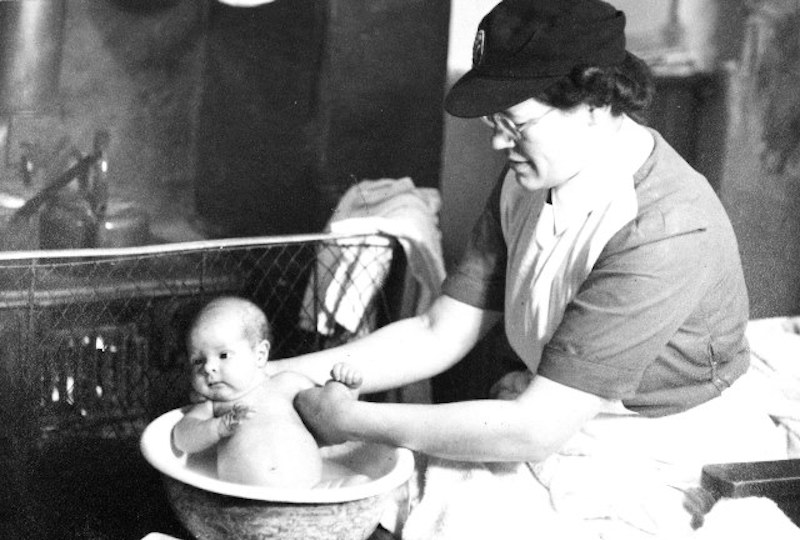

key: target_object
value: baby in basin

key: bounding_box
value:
[171,296,364,489]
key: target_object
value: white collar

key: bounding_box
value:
[549,162,633,235]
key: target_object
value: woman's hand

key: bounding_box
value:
[294,381,358,446]
[489,370,534,400]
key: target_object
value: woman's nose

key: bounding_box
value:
[490,129,515,151]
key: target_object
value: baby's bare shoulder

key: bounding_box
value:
[268,371,316,394]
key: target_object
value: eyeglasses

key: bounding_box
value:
[480,108,555,141]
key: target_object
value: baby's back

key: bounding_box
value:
[215,374,322,488]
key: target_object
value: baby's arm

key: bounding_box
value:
[172,401,252,454]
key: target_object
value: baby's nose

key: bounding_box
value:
[202,359,219,374]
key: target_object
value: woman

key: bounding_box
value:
[272,0,787,536]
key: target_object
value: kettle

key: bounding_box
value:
[10,130,151,250]
[39,193,151,250]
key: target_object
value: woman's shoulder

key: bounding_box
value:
[622,129,728,243]
[634,129,712,201]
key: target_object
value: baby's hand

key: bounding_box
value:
[217,403,253,438]
[330,363,363,390]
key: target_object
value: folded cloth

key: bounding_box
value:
[691,497,800,540]
[300,177,445,335]
[745,318,800,457]
[396,371,786,540]
[400,457,597,540]
[301,232,395,335]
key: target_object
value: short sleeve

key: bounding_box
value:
[442,172,507,311]
[538,207,714,399]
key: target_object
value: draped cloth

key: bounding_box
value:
[399,372,788,540]
[299,177,445,336]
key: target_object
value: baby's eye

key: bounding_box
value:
[219,352,228,360]
[190,357,204,367]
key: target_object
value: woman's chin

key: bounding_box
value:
[511,163,544,191]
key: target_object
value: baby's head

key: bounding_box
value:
[186,296,273,402]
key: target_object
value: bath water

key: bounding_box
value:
[185,448,370,489]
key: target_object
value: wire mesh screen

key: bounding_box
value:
[0,233,403,445]
[0,233,406,539]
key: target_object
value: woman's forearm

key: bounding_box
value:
[324,376,607,463]
[342,399,558,462]
[271,297,499,393]
[271,317,451,392]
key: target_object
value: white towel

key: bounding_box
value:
[745,317,800,457]
[400,458,598,540]
[300,177,445,335]
[691,497,800,540]
[396,370,787,540]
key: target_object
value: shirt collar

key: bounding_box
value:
[549,163,632,235]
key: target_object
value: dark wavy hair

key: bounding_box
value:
[535,52,655,123]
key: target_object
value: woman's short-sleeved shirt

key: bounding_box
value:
[442,130,750,417]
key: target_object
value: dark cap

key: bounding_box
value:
[444,0,627,118]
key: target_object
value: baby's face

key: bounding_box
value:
[187,313,268,402]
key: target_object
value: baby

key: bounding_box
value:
[171,296,362,488]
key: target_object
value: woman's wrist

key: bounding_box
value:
[334,396,361,440]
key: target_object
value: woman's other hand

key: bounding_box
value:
[294,381,358,446]
[489,370,534,400]
[782,317,800,334]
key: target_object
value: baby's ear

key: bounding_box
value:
[256,339,270,367]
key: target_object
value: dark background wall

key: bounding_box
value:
[719,3,800,318]
[0,0,450,241]
[195,0,328,236]
[195,0,450,236]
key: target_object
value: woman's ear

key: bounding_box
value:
[586,103,612,126]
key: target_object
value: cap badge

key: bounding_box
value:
[472,29,486,67]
